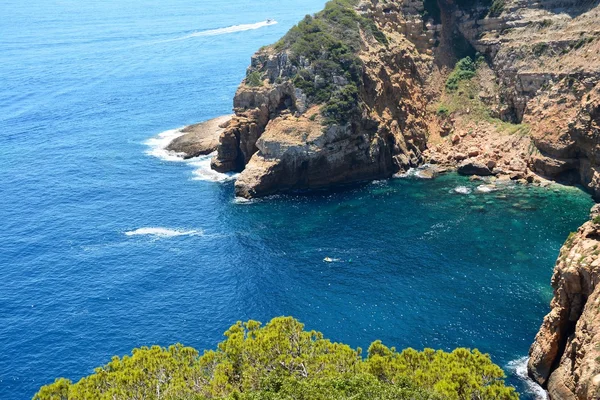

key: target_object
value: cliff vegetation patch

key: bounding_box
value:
[437,57,530,137]
[270,0,387,125]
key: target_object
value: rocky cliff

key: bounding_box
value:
[209,0,600,199]
[529,206,600,399]
[425,0,600,193]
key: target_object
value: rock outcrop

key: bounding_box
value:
[527,81,600,199]
[167,115,231,159]
[529,205,600,399]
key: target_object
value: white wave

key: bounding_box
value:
[145,127,238,182]
[394,169,416,178]
[453,186,472,195]
[394,164,436,179]
[144,127,187,162]
[125,227,202,238]
[506,357,548,400]
[476,184,498,193]
[233,196,257,205]
[189,154,239,182]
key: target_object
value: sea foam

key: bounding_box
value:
[394,164,435,179]
[506,357,548,400]
[453,186,472,195]
[144,127,187,162]
[475,184,497,193]
[189,155,238,182]
[145,128,238,183]
[124,227,202,237]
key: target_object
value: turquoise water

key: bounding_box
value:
[0,1,594,399]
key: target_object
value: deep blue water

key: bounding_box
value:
[0,1,594,399]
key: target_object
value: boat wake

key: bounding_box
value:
[161,20,278,43]
[506,357,548,400]
[124,227,202,238]
[144,128,238,183]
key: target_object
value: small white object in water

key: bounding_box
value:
[323,257,341,263]
[125,227,202,238]
[454,186,472,195]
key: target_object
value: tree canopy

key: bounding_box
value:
[34,317,518,400]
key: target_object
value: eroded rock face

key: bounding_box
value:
[234,108,400,197]
[529,206,600,399]
[211,82,300,173]
[527,82,600,199]
[212,2,431,198]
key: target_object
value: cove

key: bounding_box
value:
[0,0,595,398]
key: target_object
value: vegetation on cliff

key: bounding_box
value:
[445,57,477,91]
[264,0,387,125]
[436,57,530,137]
[35,317,518,400]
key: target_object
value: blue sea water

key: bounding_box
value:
[0,0,595,399]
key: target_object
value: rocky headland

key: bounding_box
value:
[169,0,600,397]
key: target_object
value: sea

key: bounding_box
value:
[0,0,594,399]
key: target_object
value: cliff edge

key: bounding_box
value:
[529,206,600,399]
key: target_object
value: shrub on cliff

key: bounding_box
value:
[34,316,518,400]
[446,56,477,91]
[246,71,264,87]
[488,0,505,17]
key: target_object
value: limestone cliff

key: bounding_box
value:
[424,0,600,192]
[211,0,432,198]
[210,0,600,199]
[529,206,600,399]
